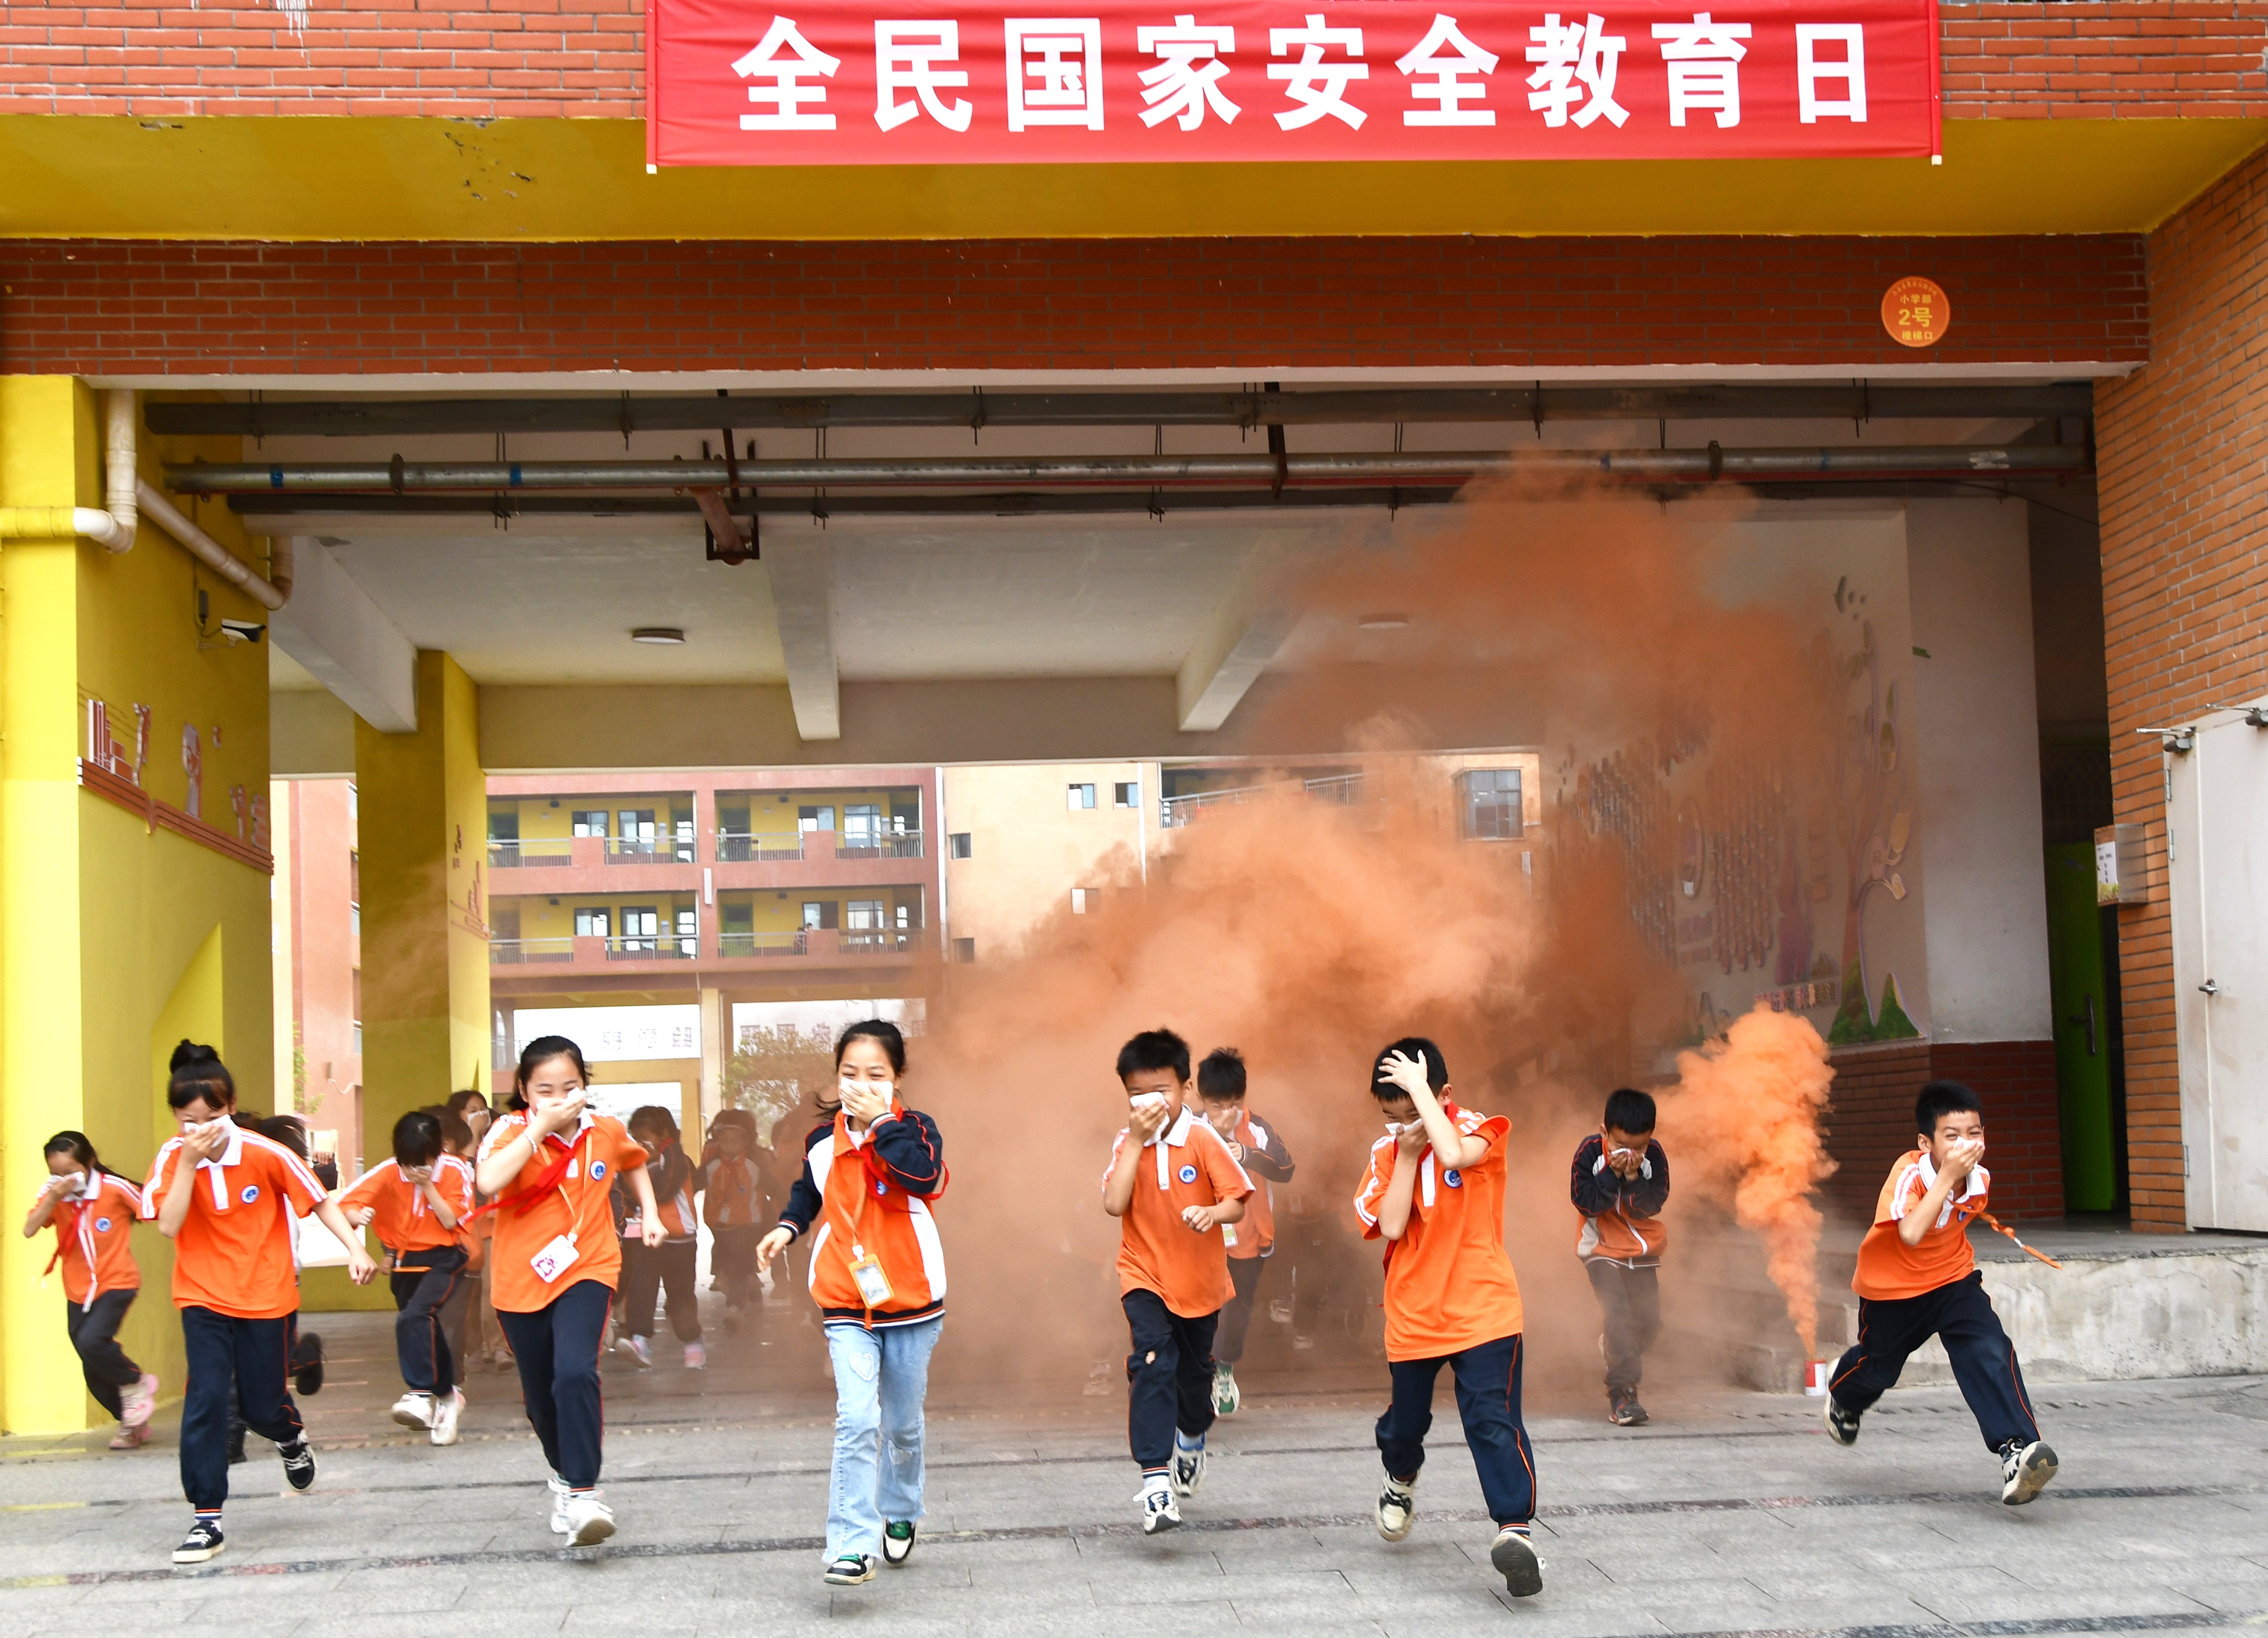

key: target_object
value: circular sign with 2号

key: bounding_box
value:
[1882,277,1951,348]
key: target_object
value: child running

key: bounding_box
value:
[1357,1039,1541,1598]
[1823,1079,2059,1505]
[1571,1086,1671,1427]
[618,1105,706,1370]
[756,1020,947,1586]
[703,1111,765,1333]
[22,1131,158,1448]
[143,1043,375,1564]
[340,1108,476,1446]
[1102,1027,1252,1536]
[476,1035,665,1546]
[1194,1047,1296,1417]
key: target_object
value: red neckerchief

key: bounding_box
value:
[465,1125,589,1224]
[41,1196,85,1280]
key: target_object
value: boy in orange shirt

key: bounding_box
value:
[1356,1039,1541,1598]
[1823,1080,2058,1505]
[1102,1027,1253,1535]
[1195,1046,1296,1417]
[339,1109,477,1446]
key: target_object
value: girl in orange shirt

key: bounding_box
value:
[475,1034,664,1547]
[21,1131,157,1448]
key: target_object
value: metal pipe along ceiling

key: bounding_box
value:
[168,444,2087,496]
[143,383,2096,439]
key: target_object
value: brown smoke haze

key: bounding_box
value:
[907,475,1847,1396]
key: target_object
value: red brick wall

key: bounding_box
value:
[0,234,2147,377]
[5,3,2262,118]
[2095,141,2268,1230]
[1822,1038,2064,1223]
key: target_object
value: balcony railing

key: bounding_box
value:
[606,935,698,960]
[718,930,811,958]
[605,836,697,865]
[491,937,575,964]
[488,841,574,869]
[1161,773,1365,827]
[715,832,806,863]
[837,830,924,859]
[842,928,918,952]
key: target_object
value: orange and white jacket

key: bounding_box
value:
[777,1103,946,1329]
[1570,1134,1670,1266]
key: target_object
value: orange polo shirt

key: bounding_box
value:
[339,1155,475,1257]
[1853,1150,1991,1301]
[1104,1105,1254,1318]
[1355,1102,1525,1361]
[479,1111,648,1313]
[142,1126,328,1320]
[48,1171,145,1304]
[704,1154,763,1228]
[1220,1108,1279,1261]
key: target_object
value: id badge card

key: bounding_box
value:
[530,1232,580,1284]
[847,1243,895,1308]
[1221,1222,1238,1249]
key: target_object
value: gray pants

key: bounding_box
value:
[1586,1260,1660,1394]
[67,1288,143,1420]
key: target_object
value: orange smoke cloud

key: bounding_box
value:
[1657,1007,1838,1356]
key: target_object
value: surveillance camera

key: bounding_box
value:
[219,620,266,645]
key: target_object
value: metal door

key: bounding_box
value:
[2045,843,2117,1211]
[2168,706,2268,1230]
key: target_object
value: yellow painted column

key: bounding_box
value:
[2,378,275,1431]
[355,650,490,1164]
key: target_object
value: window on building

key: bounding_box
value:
[949,832,972,859]
[618,809,657,845]
[1460,768,1524,841]
[799,805,837,832]
[488,809,519,842]
[1113,781,1139,808]
[1068,783,1097,810]
[721,900,754,935]
[802,900,839,930]
[846,899,887,930]
[1071,887,1099,914]
[619,906,660,950]
[351,968,362,1057]
[844,803,883,847]
[349,850,361,940]
[952,936,976,963]
[674,906,698,955]
[571,810,610,838]
[574,907,612,938]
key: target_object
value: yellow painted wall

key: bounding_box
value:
[3,377,275,1432]
[354,652,489,1186]
[943,763,1157,962]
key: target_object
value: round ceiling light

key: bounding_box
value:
[1357,613,1411,631]
[631,627,686,645]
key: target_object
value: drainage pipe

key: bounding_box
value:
[165,444,2088,495]
[135,480,288,611]
[0,390,139,549]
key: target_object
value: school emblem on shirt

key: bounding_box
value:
[1178,1164,1198,1184]
[240,1184,260,1204]
[873,1177,889,1197]
[95,1216,113,1232]
[1443,1169,1464,1189]
[591,1161,608,1180]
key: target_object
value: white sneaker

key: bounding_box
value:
[121,1371,160,1430]
[2000,1438,2059,1505]
[1376,1470,1417,1542]
[389,1392,435,1431]
[548,1474,573,1534]
[1490,1526,1543,1597]
[618,1334,652,1368]
[1212,1363,1241,1417]
[1171,1436,1206,1497]
[429,1389,465,1446]
[563,1492,616,1547]
[683,1340,707,1370]
[1140,1483,1182,1535]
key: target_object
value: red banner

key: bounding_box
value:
[648,0,1940,166]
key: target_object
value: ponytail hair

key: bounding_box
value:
[43,1130,125,1181]
[166,1041,236,1113]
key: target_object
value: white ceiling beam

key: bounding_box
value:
[267,537,419,733]
[1176,563,1300,733]
[764,536,840,741]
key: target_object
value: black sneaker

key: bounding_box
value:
[1822,1394,1861,1446]
[1608,1389,1649,1427]
[883,1520,917,1566]
[279,1437,316,1492]
[172,1519,225,1564]
[292,1333,325,1397]
[1999,1438,2059,1505]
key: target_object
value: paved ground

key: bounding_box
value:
[3,1306,2265,1636]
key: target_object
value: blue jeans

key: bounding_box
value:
[825,1316,942,1560]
